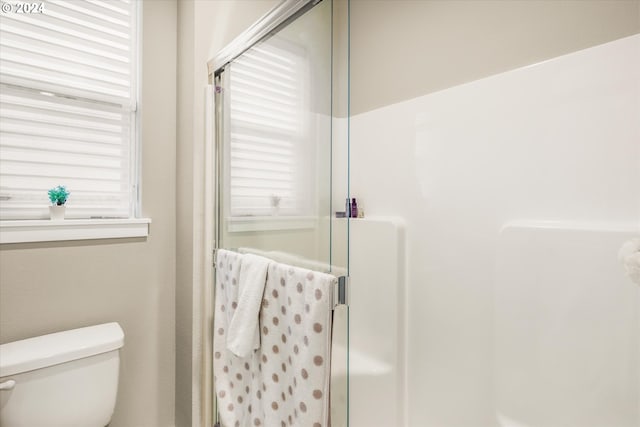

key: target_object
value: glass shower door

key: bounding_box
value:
[212,0,350,425]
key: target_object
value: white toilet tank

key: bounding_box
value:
[0,322,124,427]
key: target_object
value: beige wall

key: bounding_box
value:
[0,1,177,426]
[176,1,195,425]
[351,0,640,114]
[176,1,278,426]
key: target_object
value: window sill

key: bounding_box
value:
[0,218,151,244]
[227,216,317,232]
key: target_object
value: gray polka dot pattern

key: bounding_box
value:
[213,249,335,427]
[214,249,263,425]
[258,262,334,426]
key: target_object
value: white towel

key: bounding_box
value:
[227,253,271,357]
[214,252,335,427]
[238,246,348,277]
[257,262,336,427]
[214,249,261,427]
[619,238,640,285]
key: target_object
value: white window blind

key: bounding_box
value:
[227,41,311,217]
[0,0,138,220]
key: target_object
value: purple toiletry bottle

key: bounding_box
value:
[351,198,358,218]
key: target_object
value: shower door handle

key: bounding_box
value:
[334,276,349,307]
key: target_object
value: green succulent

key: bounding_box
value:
[48,185,70,206]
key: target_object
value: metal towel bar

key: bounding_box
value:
[212,248,349,308]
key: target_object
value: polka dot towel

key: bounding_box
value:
[213,249,336,427]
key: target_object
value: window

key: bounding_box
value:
[226,39,312,218]
[0,0,139,220]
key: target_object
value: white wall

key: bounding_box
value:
[495,223,639,427]
[347,218,406,426]
[349,1,640,425]
[350,34,640,426]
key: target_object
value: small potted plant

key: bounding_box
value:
[270,194,281,216]
[48,185,70,220]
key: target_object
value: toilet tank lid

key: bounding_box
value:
[0,322,124,377]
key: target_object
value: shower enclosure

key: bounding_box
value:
[347,23,640,427]
[207,0,351,425]
[205,1,639,426]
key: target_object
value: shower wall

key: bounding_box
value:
[349,2,640,426]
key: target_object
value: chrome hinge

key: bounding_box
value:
[333,276,349,308]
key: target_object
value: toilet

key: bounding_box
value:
[0,322,124,427]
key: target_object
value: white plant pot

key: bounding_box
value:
[49,205,66,221]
